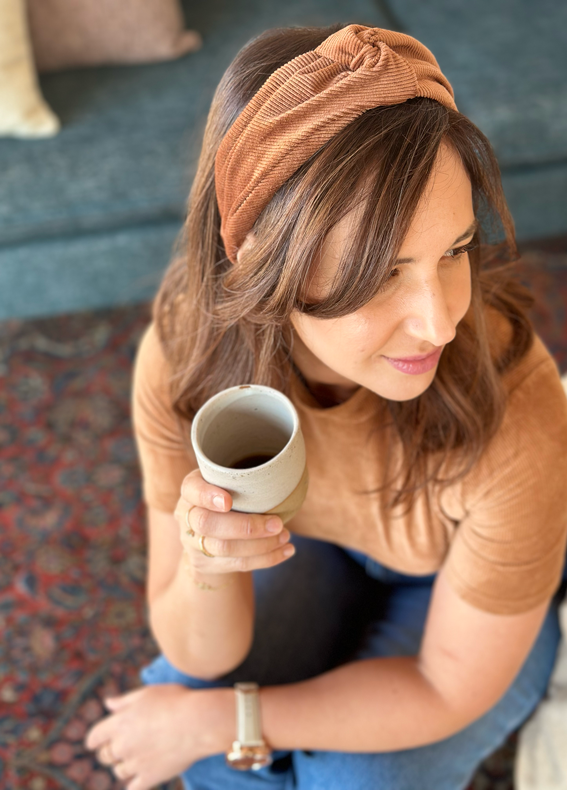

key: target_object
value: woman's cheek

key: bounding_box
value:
[326,316,372,362]
[291,309,392,371]
[300,318,361,374]
[452,261,472,323]
[290,315,338,365]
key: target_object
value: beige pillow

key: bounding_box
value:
[0,0,60,138]
[27,0,202,73]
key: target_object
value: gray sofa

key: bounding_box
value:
[1,0,565,320]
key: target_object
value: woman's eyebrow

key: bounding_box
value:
[452,218,479,245]
[395,219,479,264]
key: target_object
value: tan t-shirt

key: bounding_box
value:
[132,318,567,615]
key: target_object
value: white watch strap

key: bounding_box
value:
[234,682,265,746]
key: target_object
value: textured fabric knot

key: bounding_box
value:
[317,25,398,72]
[215,24,457,263]
[348,41,386,72]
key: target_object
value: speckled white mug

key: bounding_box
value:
[191,385,308,524]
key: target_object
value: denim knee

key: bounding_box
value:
[139,653,223,690]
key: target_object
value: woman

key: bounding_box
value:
[84,24,567,790]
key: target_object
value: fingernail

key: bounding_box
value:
[266,518,281,533]
[213,495,225,510]
[283,545,296,557]
[278,529,289,544]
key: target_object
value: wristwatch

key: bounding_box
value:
[225,682,273,770]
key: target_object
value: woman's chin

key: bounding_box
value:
[367,368,438,402]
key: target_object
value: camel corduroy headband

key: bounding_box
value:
[215,24,457,263]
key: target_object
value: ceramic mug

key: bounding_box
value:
[191,384,308,524]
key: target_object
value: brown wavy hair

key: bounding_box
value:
[153,24,534,507]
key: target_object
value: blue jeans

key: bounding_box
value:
[140,534,565,790]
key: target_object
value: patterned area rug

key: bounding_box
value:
[1,248,566,790]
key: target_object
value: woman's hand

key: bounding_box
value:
[84,684,234,790]
[175,468,296,580]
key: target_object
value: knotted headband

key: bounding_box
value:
[215,24,457,263]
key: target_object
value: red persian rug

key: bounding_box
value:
[1,246,566,790]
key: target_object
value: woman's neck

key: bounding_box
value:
[290,333,360,407]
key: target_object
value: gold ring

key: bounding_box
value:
[199,534,214,558]
[185,507,195,537]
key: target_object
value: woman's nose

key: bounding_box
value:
[403,279,456,347]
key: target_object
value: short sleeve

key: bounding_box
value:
[444,350,567,615]
[131,323,197,512]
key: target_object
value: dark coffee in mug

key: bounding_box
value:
[230,453,275,469]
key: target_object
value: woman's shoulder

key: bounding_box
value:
[132,321,184,447]
[500,340,567,443]
[464,307,567,497]
[132,321,197,511]
[445,311,567,613]
[486,304,562,397]
[135,320,167,368]
[133,321,175,396]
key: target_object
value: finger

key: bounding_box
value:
[180,468,232,512]
[195,529,291,559]
[103,687,146,710]
[188,507,283,541]
[125,775,147,790]
[84,720,112,752]
[114,761,137,783]
[223,542,296,572]
[188,542,296,573]
[95,742,118,766]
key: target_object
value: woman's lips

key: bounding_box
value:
[383,347,443,375]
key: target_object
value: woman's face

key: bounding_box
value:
[289,143,475,402]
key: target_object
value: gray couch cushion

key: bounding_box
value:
[388,0,567,167]
[0,0,388,249]
[0,222,180,318]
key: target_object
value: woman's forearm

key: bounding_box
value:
[257,657,470,753]
[149,558,254,679]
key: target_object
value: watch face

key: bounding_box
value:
[226,744,273,771]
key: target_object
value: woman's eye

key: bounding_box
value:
[443,242,478,259]
[377,242,477,294]
[376,268,401,293]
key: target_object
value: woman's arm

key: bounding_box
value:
[202,567,551,754]
[258,569,551,751]
[146,468,295,680]
[146,507,254,680]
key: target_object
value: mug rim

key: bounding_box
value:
[191,384,300,474]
